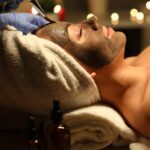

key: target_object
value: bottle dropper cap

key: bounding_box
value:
[28,115,37,139]
[51,99,63,123]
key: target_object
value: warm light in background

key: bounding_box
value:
[53,4,61,14]
[111,12,119,21]
[130,8,138,22]
[111,12,119,25]
[146,1,150,10]
[136,12,144,24]
[130,8,138,17]
[53,4,65,21]
[136,12,144,20]
[87,13,95,19]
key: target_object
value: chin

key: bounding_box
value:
[119,31,126,44]
[107,32,126,64]
[114,31,126,51]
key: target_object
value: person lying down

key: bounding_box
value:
[34,16,150,139]
[0,15,150,140]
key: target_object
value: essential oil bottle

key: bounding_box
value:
[27,115,43,150]
[44,99,71,150]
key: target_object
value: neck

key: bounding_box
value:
[75,47,136,107]
[93,48,130,107]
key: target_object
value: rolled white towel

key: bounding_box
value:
[64,105,137,150]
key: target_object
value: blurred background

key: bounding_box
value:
[15,0,150,56]
[0,1,149,150]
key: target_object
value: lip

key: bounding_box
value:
[102,26,114,38]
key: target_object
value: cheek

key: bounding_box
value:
[90,36,113,53]
[87,32,107,46]
[89,37,118,63]
[49,31,70,47]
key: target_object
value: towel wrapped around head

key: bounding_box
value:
[0,25,100,115]
[63,105,138,150]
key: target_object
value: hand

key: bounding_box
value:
[0,13,49,34]
[0,0,23,11]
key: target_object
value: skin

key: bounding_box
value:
[34,17,150,139]
[35,16,126,68]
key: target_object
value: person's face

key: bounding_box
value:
[37,16,126,68]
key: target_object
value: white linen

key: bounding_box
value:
[64,104,150,150]
[0,25,100,115]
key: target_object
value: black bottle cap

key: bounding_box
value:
[28,115,38,139]
[51,99,63,123]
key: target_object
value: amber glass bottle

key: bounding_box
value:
[27,115,43,150]
[45,99,71,150]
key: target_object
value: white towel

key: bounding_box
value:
[64,105,150,150]
[0,25,100,115]
[64,105,137,150]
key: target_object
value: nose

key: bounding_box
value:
[82,16,99,30]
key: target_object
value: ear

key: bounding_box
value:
[90,72,96,78]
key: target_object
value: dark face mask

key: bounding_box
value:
[35,19,124,68]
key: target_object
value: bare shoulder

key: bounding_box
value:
[125,56,136,64]
[125,46,150,67]
[137,46,150,58]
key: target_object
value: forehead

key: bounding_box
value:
[34,21,71,39]
[44,21,70,30]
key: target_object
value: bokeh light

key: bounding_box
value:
[53,5,61,14]
[146,1,150,10]
[130,8,138,17]
[87,13,95,19]
[111,12,119,21]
